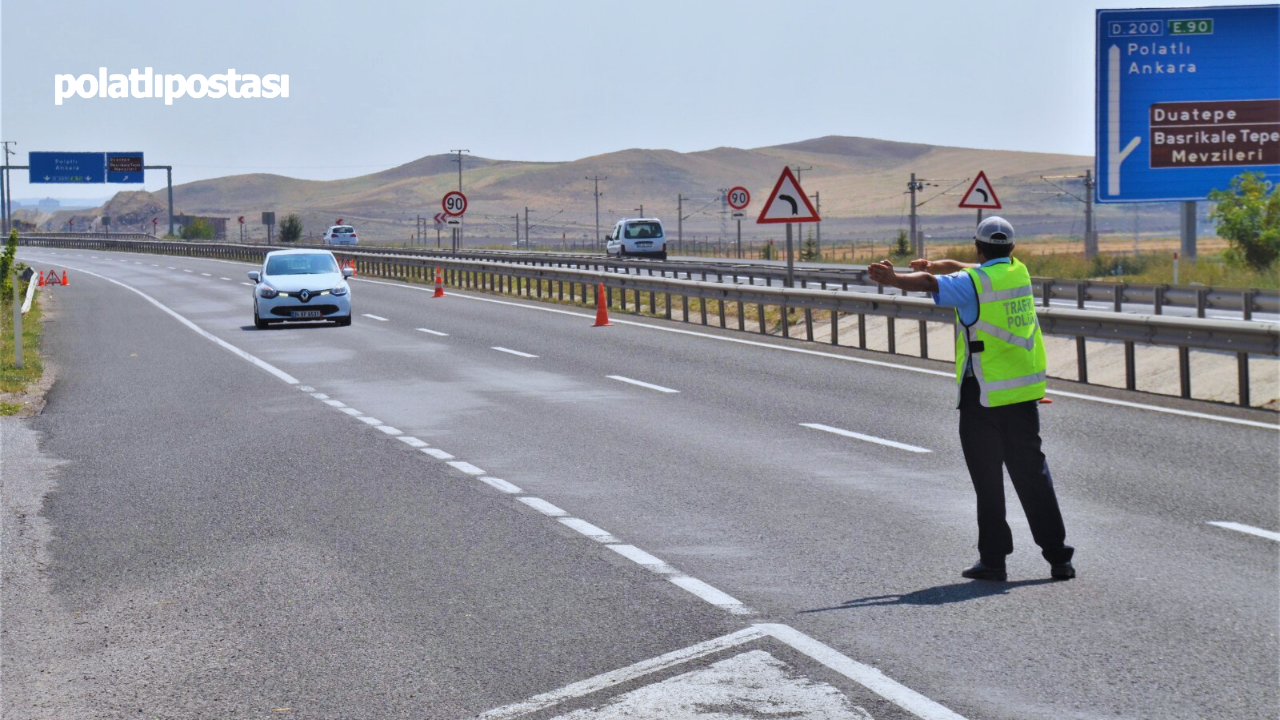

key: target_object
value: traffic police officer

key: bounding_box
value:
[867,216,1075,581]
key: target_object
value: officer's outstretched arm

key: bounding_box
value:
[867,260,939,293]
[910,258,977,274]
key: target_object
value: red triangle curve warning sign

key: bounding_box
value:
[757,167,820,224]
[958,171,1002,209]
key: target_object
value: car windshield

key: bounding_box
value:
[624,222,663,239]
[265,254,339,276]
[331,226,354,234]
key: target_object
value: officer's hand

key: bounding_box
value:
[909,259,930,272]
[866,260,897,285]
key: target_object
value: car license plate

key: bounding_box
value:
[291,310,322,318]
[637,241,652,247]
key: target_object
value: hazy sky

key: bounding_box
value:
[0,0,1262,198]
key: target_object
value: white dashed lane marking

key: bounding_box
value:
[362,313,389,321]
[801,423,931,454]
[492,346,538,358]
[479,476,522,494]
[607,375,679,394]
[518,497,569,517]
[417,328,449,336]
[356,416,383,425]
[396,436,428,448]
[422,448,455,460]
[1208,521,1280,542]
[559,518,620,543]
[446,460,486,476]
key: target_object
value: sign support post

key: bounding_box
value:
[785,224,794,288]
[1181,201,1197,261]
[12,269,22,369]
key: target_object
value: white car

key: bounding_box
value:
[322,225,359,245]
[248,249,353,328]
[605,218,667,260]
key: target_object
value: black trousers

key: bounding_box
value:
[958,375,1073,567]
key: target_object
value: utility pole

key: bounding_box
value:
[1039,172,1099,258]
[636,204,644,217]
[0,141,15,234]
[524,207,531,251]
[810,191,821,258]
[586,175,606,251]
[450,149,469,244]
[1084,170,1096,258]
[791,165,813,187]
[907,173,923,257]
[677,194,683,255]
[513,213,520,247]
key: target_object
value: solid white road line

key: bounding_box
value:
[475,628,766,720]
[362,313,389,321]
[446,460,486,476]
[757,624,970,720]
[517,497,568,517]
[478,476,522,494]
[33,262,299,385]
[357,416,383,425]
[492,346,538,358]
[421,448,455,460]
[801,423,932,454]
[668,576,751,615]
[558,517,620,543]
[350,278,1275,431]
[607,544,678,575]
[416,328,449,336]
[1207,521,1280,542]
[606,375,679,394]
[396,436,428,448]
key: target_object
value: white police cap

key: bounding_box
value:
[975,216,1015,245]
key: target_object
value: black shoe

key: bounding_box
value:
[961,561,1007,582]
[1050,562,1076,580]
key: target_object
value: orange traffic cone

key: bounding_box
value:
[61,271,68,286]
[37,271,44,286]
[433,267,445,298]
[592,283,612,327]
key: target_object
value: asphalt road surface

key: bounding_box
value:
[7,246,1278,720]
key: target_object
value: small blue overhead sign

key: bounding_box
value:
[29,152,105,183]
[1096,5,1280,203]
[107,152,144,183]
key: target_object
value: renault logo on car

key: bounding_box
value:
[300,289,310,302]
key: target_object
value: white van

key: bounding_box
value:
[605,218,667,260]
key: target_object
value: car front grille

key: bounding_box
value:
[269,304,340,317]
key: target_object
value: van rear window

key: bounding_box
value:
[624,222,663,239]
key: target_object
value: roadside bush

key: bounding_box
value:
[761,240,777,260]
[0,229,17,297]
[279,213,303,243]
[1209,172,1280,270]
[180,219,214,240]
[893,229,910,258]
[799,234,821,262]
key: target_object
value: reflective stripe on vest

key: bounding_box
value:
[953,258,1047,407]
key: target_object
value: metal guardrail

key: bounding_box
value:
[22,233,1278,318]
[18,235,1279,408]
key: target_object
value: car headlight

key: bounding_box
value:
[258,285,279,299]
[331,284,348,296]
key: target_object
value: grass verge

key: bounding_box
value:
[0,289,45,415]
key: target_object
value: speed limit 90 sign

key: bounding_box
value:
[727,186,750,210]
[442,191,468,216]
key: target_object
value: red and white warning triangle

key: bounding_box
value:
[757,167,821,224]
[958,171,1002,209]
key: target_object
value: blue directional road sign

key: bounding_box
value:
[29,152,106,184]
[1096,6,1280,202]
[106,152,144,183]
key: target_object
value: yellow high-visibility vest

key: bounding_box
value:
[954,258,1047,407]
